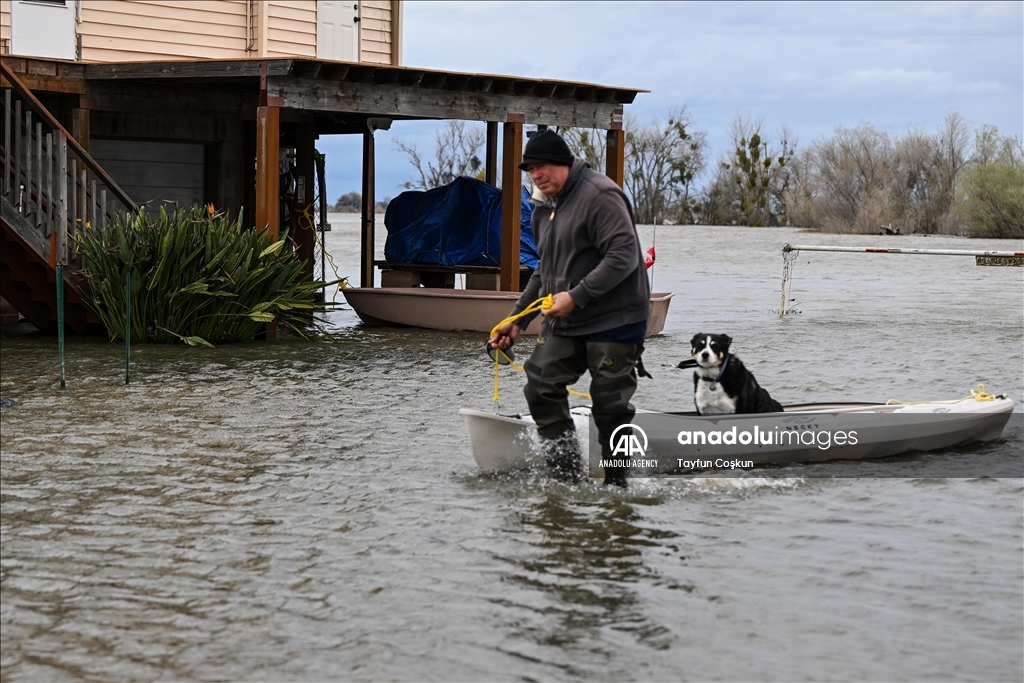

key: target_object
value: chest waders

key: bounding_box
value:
[523,324,640,486]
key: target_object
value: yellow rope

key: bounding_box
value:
[489,294,592,402]
[885,383,997,406]
[297,204,348,290]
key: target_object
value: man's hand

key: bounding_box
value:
[542,291,576,318]
[488,322,521,350]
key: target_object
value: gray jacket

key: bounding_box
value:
[511,159,651,336]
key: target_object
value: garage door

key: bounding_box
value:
[89,139,204,214]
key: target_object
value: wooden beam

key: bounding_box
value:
[83,60,295,80]
[485,121,499,186]
[255,105,279,340]
[500,120,523,292]
[72,107,90,153]
[255,106,280,238]
[87,81,257,120]
[606,128,625,188]
[269,76,626,129]
[360,129,375,288]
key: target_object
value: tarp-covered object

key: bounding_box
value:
[384,177,538,268]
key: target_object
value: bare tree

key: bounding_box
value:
[704,116,794,226]
[623,107,708,224]
[558,125,609,172]
[394,120,486,190]
[786,113,998,234]
[802,122,896,232]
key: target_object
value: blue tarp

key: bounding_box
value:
[383,176,538,268]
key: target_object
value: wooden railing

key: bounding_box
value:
[1,60,137,268]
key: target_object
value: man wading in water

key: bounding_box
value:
[488,130,651,487]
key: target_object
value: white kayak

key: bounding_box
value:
[460,395,1016,475]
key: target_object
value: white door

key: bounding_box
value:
[317,0,360,62]
[10,0,76,61]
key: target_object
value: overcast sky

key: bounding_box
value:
[320,0,1023,204]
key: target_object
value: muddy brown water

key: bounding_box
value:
[2,221,1021,681]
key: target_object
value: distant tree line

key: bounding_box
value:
[391,113,1022,237]
[333,192,390,213]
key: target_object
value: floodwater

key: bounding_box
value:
[2,217,1022,682]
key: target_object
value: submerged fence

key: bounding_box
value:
[779,244,1024,316]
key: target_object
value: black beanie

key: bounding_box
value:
[518,129,575,170]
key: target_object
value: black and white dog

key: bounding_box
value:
[678,333,783,415]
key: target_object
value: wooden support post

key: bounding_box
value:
[606,128,625,188]
[255,73,280,339]
[360,128,376,288]
[485,121,499,186]
[72,107,90,154]
[255,106,280,239]
[72,107,89,242]
[295,122,316,286]
[500,117,523,292]
[3,90,10,198]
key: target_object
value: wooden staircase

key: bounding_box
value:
[1,61,136,335]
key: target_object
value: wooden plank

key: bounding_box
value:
[360,129,375,288]
[88,139,205,208]
[255,105,279,238]
[605,128,624,187]
[84,59,295,80]
[89,109,234,143]
[499,121,522,292]
[2,74,86,94]
[485,121,498,186]
[13,100,21,208]
[3,90,10,198]
[88,84,256,121]
[25,113,33,222]
[270,76,626,128]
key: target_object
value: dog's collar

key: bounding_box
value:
[698,355,729,388]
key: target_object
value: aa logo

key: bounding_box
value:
[609,424,648,457]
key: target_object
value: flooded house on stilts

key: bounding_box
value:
[1,0,646,338]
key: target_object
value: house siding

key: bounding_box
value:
[360,0,392,64]
[265,1,316,59]
[79,0,250,62]
[1,1,11,54]
[3,0,397,64]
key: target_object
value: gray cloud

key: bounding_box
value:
[321,1,1021,204]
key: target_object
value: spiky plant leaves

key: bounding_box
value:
[259,239,286,258]
[78,206,336,344]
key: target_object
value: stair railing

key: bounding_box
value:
[2,60,137,270]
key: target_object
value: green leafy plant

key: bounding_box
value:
[77,205,341,344]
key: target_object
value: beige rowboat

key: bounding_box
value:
[341,288,674,336]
